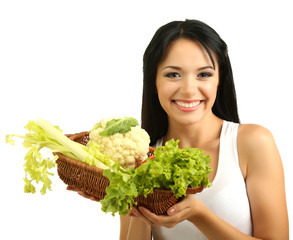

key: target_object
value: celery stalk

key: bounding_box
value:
[36,118,109,169]
[6,118,111,194]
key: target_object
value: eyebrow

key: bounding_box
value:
[162,65,215,71]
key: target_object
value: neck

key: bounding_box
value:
[164,114,223,149]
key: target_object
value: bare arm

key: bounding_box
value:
[238,125,289,239]
[120,215,151,240]
[120,215,131,240]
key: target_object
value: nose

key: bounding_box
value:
[180,75,197,97]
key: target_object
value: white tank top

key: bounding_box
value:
[151,121,252,239]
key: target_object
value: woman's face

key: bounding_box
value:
[156,38,219,127]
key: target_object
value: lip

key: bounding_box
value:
[173,99,200,103]
[172,99,203,112]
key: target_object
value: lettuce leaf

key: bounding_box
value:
[101,139,212,215]
[101,163,137,216]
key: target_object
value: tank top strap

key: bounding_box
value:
[207,120,240,190]
[220,120,241,175]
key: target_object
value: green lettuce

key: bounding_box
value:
[101,139,212,216]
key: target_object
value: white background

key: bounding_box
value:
[1,0,292,239]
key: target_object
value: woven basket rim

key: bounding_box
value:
[67,131,89,140]
[56,152,204,194]
[55,152,105,175]
[62,132,205,193]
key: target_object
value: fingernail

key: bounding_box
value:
[168,208,175,215]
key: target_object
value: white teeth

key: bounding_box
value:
[175,101,200,108]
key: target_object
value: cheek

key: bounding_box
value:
[200,81,218,101]
[156,81,177,100]
[156,81,179,115]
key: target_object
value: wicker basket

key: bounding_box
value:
[56,132,204,215]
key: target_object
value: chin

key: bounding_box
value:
[170,114,203,127]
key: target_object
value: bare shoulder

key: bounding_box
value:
[237,124,278,157]
[237,124,281,177]
[238,124,275,147]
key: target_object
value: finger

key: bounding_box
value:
[129,208,138,217]
[132,207,143,217]
[129,212,136,217]
[167,196,192,216]
[139,207,159,220]
[138,207,163,225]
[67,186,78,192]
[78,191,90,198]
[138,207,181,228]
[132,207,154,225]
[90,196,100,202]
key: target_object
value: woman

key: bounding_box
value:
[120,20,289,239]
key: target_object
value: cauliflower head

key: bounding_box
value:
[89,117,150,169]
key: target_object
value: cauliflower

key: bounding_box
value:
[89,117,150,169]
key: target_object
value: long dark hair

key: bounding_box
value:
[141,19,240,145]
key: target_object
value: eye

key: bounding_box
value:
[197,72,212,78]
[165,72,181,78]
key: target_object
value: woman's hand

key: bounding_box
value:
[66,186,100,202]
[131,194,199,228]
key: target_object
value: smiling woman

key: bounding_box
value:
[121,19,289,240]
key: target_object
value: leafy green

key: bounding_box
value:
[99,117,138,136]
[101,163,136,216]
[100,139,212,216]
[150,139,212,197]
[6,119,114,194]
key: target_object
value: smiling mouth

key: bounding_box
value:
[174,100,201,108]
[172,100,203,112]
